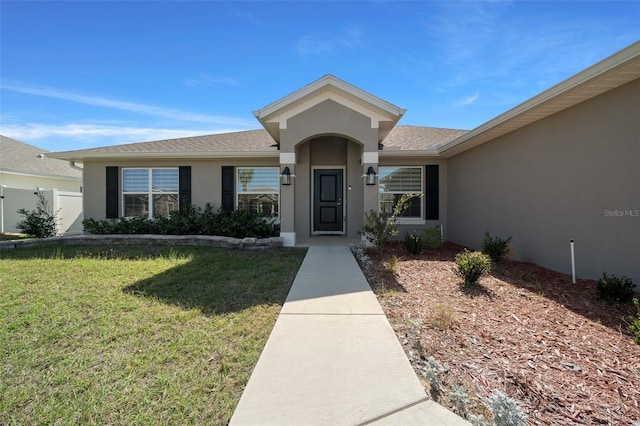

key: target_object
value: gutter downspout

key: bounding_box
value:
[68,161,83,171]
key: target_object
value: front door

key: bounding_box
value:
[313,169,343,233]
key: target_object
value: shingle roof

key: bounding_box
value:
[383,126,468,150]
[47,126,468,160]
[0,135,82,179]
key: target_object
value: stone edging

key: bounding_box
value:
[0,234,284,251]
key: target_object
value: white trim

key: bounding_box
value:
[280,232,296,247]
[311,166,346,235]
[253,74,406,119]
[279,153,296,164]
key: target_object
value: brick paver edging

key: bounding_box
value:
[0,234,284,251]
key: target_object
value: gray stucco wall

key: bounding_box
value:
[82,158,278,221]
[447,79,640,283]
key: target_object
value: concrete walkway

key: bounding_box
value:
[230,246,469,426]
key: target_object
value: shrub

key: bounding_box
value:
[627,298,640,345]
[384,255,400,274]
[422,225,443,250]
[82,205,278,239]
[454,249,491,286]
[481,231,511,262]
[359,193,420,252]
[404,231,422,254]
[430,304,455,330]
[596,273,635,303]
[16,190,59,238]
[485,391,527,426]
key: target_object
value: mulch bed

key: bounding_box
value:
[358,242,640,425]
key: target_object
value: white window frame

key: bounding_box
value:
[121,167,179,218]
[378,166,424,225]
[236,167,280,219]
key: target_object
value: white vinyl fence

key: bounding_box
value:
[0,187,83,235]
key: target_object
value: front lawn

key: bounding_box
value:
[0,245,306,425]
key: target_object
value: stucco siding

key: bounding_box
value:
[447,79,640,283]
[82,158,278,221]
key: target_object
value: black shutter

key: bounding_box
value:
[106,166,119,219]
[425,165,439,220]
[221,166,235,212]
[179,166,191,211]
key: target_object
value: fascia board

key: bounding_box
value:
[438,41,640,158]
[379,149,441,158]
[254,75,405,119]
[0,169,82,181]
[46,150,280,162]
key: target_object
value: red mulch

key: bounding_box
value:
[360,242,640,425]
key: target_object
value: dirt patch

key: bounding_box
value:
[355,242,639,425]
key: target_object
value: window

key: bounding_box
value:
[122,168,178,217]
[378,166,423,219]
[236,167,279,218]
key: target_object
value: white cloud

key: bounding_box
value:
[1,121,240,149]
[297,25,363,56]
[0,82,253,127]
[456,92,480,107]
[184,74,239,87]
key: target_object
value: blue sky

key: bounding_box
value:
[1,1,638,152]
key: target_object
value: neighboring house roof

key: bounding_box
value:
[47,125,469,161]
[0,135,82,180]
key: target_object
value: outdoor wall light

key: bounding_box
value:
[281,166,292,185]
[366,166,377,185]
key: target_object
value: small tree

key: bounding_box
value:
[16,189,59,238]
[360,193,421,253]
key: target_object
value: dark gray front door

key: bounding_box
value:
[313,169,343,233]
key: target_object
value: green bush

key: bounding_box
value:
[82,204,279,239]
[422,226,443,250]
[454,249,491,286]
[404,231,422,254]
[628,298,640,345]
[597,273,635,303]
[360,193,420,252]
[16,190,59,238]
[481,231,511,262]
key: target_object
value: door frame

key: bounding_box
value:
[311,166,346,235]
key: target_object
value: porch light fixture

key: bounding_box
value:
[366,166,377,185]
[281,166,292,185]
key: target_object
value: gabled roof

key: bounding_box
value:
[253,74,406,143]
[47,129,279,161]
[439,40,640,157]
[0,135,82,180]
[46,126,466,161]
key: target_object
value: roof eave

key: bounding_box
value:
[438,41,640,158]
[46,150,280,162]
[379,148,441,158]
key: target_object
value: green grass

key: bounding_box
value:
[0,245,306,425]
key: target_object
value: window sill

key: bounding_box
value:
[395,218,425,225]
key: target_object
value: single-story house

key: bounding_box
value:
[48,41,639,283]
[0,136,83,234]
